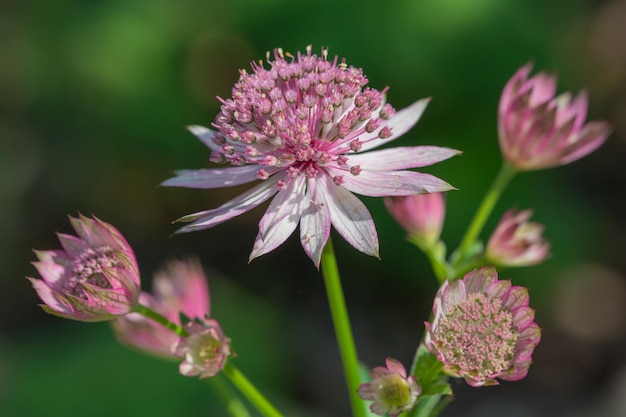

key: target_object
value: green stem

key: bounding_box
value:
[134,305,280,417]
[133,303,187,336]
[208,375,252,417]
[454,162,517,269]
[409,238,449,284]
[222,363,284,417]
[320,237,366,417]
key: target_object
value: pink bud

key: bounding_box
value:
[486,209,551,267]
[384,193,445,246]
[498,63,610,170]
[28,215,140,322]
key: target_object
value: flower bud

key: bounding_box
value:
[486,209,550,267]
[498,63,610,170]
[172,316,231,378]
[357,358,421,416]
[113,258,210,359]
[28,215,140,322]
[384,193,445,246]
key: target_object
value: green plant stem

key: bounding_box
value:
[133,303,187,336]
[134,305,282,417]
[208,375,252,417]
[454,161,517,269]
[222,363,285,417]
[321,237,366,417]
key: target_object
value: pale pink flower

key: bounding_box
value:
[384,192,445,246]
[424,267,541,387]
[486,209,550,267]
[357,358,421,416]
[163,46,458,266]
[113,258,210,359]
[172,316,231,378]
[28,215,140,322]
[498,63,610,171]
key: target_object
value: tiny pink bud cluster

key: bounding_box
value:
[358,358,421,416]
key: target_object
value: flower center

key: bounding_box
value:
[377,374,412,407]
[434,292,518,381]
[197,335,222,365]
[206,46,395,188]
[67,246,118,297]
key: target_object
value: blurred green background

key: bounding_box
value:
[2,0,626,416]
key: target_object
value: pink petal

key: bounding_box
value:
[385,358,407,378]
[319,175,379,257]
[161,165,273,189]
[33,261,68,289]
[28,278,73,315]
[499,63,532,119]
[56,233,88,257]
[187,125,221,150]
[463,267,497,294]
[333,169,454,197]
[441,280,466,312]
[347,146,460,170]
[557,120,611,167]
[175,176,281,233]
[486,279,512,303]
[359,98,431,152]
[153,259,210,319]
[299,179,331,267]
[503,286,530,310]
[249,176,305,260]
[510,306,536,329]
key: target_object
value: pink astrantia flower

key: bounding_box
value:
[384,192,445,246]
[357,357,421,416]
[162,46,458,266]
[486,209,550,267]
[113,258,210,359]
[498,63,610,171]
[28,215,140,322]
[424,267,541,387]
[172,316,231,378]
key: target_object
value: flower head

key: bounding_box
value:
[384,192,445,246]
[113,258,210,359]
[498,63,610,171]
[357,358,421,416]
[486,209,550,267]
[163,46,458,266]
[172,316,231,378]
[424,267,541,387]
[28,215,140,322]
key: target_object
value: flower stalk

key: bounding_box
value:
[321,237,366,417]
[132,303,188,336]
[134,305,283,417]
[454,162,517,271]
[222,363,285,417]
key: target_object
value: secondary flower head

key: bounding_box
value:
[163,46,458,266]
[172,316,231,379]
[424,267,541,387]
[113,258,210,359]
[28,215,140,322]
[498,63,610,171]
[357,358,421,417]
[384,192,445,246]
[486,209,550,267]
